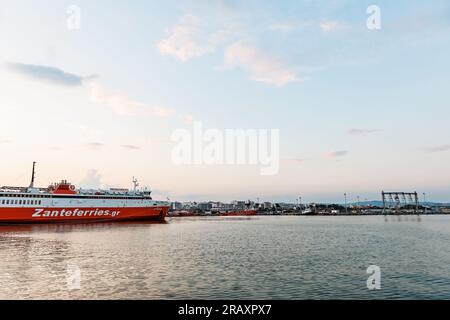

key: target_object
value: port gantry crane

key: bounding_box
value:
[382,191,420,215]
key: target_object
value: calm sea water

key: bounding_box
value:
[0,216,450,300]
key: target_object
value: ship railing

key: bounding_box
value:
[78,189,151,197]
[0,186,49,193]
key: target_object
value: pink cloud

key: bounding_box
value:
[224,42,299,86]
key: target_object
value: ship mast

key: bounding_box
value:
[132,177,139,193]
[29,161,36,188]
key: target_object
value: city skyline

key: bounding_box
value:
[1,0,450,203]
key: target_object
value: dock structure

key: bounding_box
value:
[382,191,419,215]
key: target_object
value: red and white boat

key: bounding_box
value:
[0,163,170,224]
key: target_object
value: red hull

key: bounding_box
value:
[219,210,257,217]
[0,206,170,224]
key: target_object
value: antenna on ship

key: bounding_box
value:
[29,161,36,188]
[132,177,139,192]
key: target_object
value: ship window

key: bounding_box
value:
[1,200,4,204]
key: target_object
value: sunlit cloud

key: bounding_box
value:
[88,82,176,117]
[4,62,180,120]
[158,14,302,86]
[157,14,227,61]
[346,128,380,136]
[0,139,12,144]
[325,150,348,158]
[320,20,346,33]
[224,42,299,86]
[4,62,95,86]
[425,144,450,153]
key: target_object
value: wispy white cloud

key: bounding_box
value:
[268,21,313,33]
[121,144,141,150]
[346,128,380,136]
[0,139,12,144]
[157,14,228,61]
[88,82,175,117]
[268,22,297,33]
[83,142,104,150]
[320,20,346,33]
[78,169,103,189]
[284,158,305,164]
[325,150,348,158]
[224,42,299,86]
[425,144,450,153]
[5,62,95,86]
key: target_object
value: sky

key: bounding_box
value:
[0,0,450,203]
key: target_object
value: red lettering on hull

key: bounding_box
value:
[0,207,170,224]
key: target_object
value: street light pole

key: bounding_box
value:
[344,193,348,214]
[423,193,426,214]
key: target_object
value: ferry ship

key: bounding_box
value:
[0,163,170,224]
